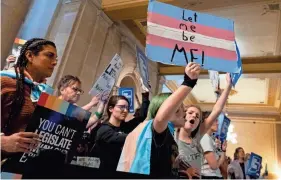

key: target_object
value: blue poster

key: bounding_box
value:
[246,153,262,178]
[118,88,134,113]
[217,113,230,142]
[136,46,150,89]
[146,0,242,75]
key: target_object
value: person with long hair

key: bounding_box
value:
[1,38,57,159]
[228,147,248,179]
[200,118,227,179]
[91,94,149,173]
[117,62,201,178]
[177,74,232,179]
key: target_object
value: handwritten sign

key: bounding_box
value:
[146,1,242,74]
[89,54,123,99]
[118,88,134,113]
[136,46,150,90]
[247,153,262,178]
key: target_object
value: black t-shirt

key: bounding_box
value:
[92,122,127,172]
[150,126,179,178]
[240,162,246,179]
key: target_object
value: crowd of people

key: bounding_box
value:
[1,38,267,179]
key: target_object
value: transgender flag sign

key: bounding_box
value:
[146,1,242,79]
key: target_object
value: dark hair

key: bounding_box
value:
[3,38,56,133]
[234,147,244,160]
[106,95,129,120]
[57,75,81,95]
[185,105,202,138]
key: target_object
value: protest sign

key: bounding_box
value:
[1,93,91,174]
[246,153,262,178]
[118,88,134,113]
[146,1,242,77]
[208,70,220,92]
[89,54,123,99]
[217,114,231,143]
[136,46,150,90]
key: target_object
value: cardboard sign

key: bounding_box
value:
[118,88,134,113]
[217,113,231,142]
[146,1,242,74]
[89,54,123,99]
[1,93,91,174]
[246,153,262,178]
[136,46,150,90]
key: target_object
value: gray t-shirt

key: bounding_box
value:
[178,132,203,177]
[200,134,222,177]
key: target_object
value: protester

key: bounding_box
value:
[228,147,247,179]
[117,62,201,178]
[90,92,150,173]
[200,118,227,179]
[121,91,150,134]
[57,75,100,111]
[1,38,57,159]
[177,74,232,179]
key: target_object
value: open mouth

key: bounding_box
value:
[189,120,195,124]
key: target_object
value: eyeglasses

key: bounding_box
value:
[71,86,84,95]
[115,105,129,111]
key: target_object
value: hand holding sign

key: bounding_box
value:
[185,62,201,79]
[101,90,110,103]
[221,140,227,152]
[1,132,39,153]
[89,94,101,107]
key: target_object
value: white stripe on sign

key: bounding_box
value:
[147,22,236,52]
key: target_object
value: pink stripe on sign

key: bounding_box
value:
[147,34,237,61]
[148,12,235,41]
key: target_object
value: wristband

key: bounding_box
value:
[94,112,103,119]
[181,73,198,88]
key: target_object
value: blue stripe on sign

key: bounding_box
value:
[146,44,240,73]
[148,1,234,31]
[1,172,15,179]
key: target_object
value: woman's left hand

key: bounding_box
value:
[89,94,100,106]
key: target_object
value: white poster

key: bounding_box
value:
[89,54,123,99]
[208,70,220,91]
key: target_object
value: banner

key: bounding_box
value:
[89,54,123,99]
[118,88,134,113]
[146,1,242,75]
[246,153,262,178]
[136,46,150,90]
[2,93,91,174]
[217,113,230,142]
